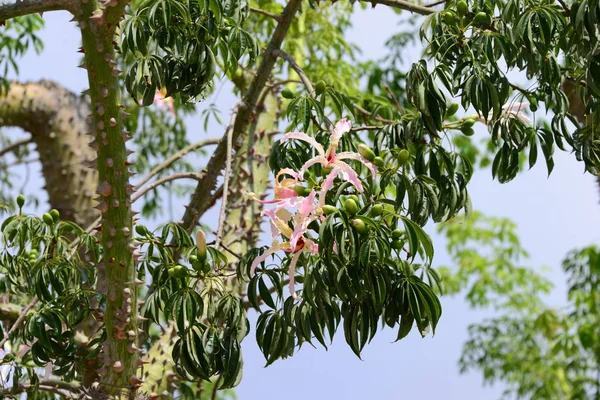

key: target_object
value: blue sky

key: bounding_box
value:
[6,5,600,399]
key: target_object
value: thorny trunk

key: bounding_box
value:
[77,0,138,394]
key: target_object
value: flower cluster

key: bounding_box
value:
[249,119,377,299]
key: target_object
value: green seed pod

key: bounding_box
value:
[171,265,188,278]
[344,198,358,215]
[370,204,384,217]
[196,230,207,263]
[281,88,295,99]
[349,195,360,204]
[189,255,198,263]
[351,219,368,235]
[293,185,312,197]
[445,102,459,118]
[191,260,203,272]
[201,263,211,274]
[392,228,403,239]
[373,156,385,168]
[457,0,468,17]
[462,118,476,128]
[461,126,475,136]
[322,205,339,215]
[50,209,60,223]
[135,225,149,236]
[397,149,410,166]
[442,11,457,25]
[16,194,25,208]
[321,166,334,176]
[358,144,376,162]
[315,80,326,95]
[473,11,489,25]
[62,224,73,233]
[391,239,403,250]
[42,213,54,226]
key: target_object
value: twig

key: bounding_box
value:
[217,242,241,259]
[350,125,385,132]
[215,108,239,248]
[0,138,31,158]
[423,0,446,7]
[134,137,220,190]
[250,6,282,21]
[273,49,333,130]
[361,0,435,15]
[354,104,396,124]
[3,157,38,167]
[0,296,38,349]
[179,0,303,233]
[0,0,72,22]
[384,85,404,115]
[211,376,223,400]
[133,172,204,202]
[0,379,80,398]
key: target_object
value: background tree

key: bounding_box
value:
[0,0,598,398]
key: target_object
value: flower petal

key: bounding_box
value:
[250,244,279,275]
[336,151,378,176]
[281,132,325,156]
[331,119,351,144]
[299,155,328,176]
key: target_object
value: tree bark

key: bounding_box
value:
[0,80,99,227]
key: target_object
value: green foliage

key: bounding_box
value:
[120,0,258,103]
[459,245,600,399]
[0,211,99,381]
[0,15,44,92]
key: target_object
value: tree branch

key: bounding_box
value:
[0,0,72,22]
[0,296,38,349]
[179,0,303,232]
[215,106,239,248]
[0,138,31,158]
[250,6,282,21]
[134,137,220,190]
[133,172,204,202]
[361,0,435,15]
[273,49,333,130]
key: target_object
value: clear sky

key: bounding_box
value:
[6,6,600,399]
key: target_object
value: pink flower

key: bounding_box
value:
[281,119,377,205]
[251,191,319,299]
[478,101,531,125]
[153,88,175,116]
[248,168,302,206]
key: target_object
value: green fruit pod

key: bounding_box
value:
[351,219,368,235]
[322,205,339,215]
[397,149,410,166]
[315,80,326,95]
[344,199,358,215]
[370,204,384,217]
[50,209,60,223]
[281,88,295,99]
[457,0,468,17]
[358,144,376,162]
[42,213,54,226]
[16,194,25,208]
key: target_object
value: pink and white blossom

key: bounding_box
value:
[281,119,377,205]
[478,101,531,125]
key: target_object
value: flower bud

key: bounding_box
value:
[358,144,376,162]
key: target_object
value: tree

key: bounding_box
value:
[0,0,598,398]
